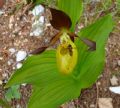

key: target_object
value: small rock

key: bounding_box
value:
[7,59,14,65]
[30,5,45,37]
[9,15,14,29]
[16,51,27,62]
[118,20,120,24]
[109,86,120,94]
[18,31,22,36]
[45,23,51,27]
[9,23,13,29]
[0,80,2,85]
[84,101,87,104]
[32,5,44,16]
[110,75,118,86]
[104,88,107,92]
[7,61,12,65]
[16,104,21,108]
[97,81,101,86]
[16,17,20,20]
[0,57,3,60]
[9,48,16,54]
[39,16,45,24]
[117,60,120,66]
[0,10,4,15]
[98,98,113,108]
[90,104,95,108]
[31,27,43,36]
[2,73,8,78]
[61,102,75,108]
[13,67,16,70]
[30,32,33,36]
[16,63,22,69]
[21,83,27,86]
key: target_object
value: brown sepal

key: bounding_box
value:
[50,8,72,30]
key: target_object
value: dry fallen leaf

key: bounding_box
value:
[61,102,75,108]
[110,75,118,86]
[98,98,113,108]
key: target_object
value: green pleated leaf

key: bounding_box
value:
[57,0,83,31]
[5,50,58,87]
[5,50,81,108]
[28,79,80,108]
[75,14,114,88]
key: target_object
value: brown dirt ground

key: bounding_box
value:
[0,0,120,108]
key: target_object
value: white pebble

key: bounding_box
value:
[9,23,13,29]
[118,20,120,24]
[45,23,51,27]
[13,67,16,70]
[117,60,120,66]
[109,86,120,94]
[32,28,43,36]
[0,10,5,16]
[30,32,33,36]
[39,16,45,24]
[16,51,27,62]
[7,61,12,65]
[9,15,14,29]
[97,82,101,86]
[0,80,3,85]
[0,57,3,60]
[21,83,27,86]
[2,73,8,78]
[16,63,23,69]
[90,104,95,108]
[16,104,21,108]
[32,5,44,16]
[9,15,14,23]
[9,48,16,54]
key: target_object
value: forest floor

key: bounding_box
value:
[0,0,120,108]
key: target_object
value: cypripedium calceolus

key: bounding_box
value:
[31,6,96,75]
[56,32,78,74]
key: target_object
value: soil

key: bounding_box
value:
[0,0,120,108]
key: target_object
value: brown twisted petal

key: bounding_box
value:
[80,37,96,51]
[68,33,96,51]
[30,46,48,55]
[49,32,63,46]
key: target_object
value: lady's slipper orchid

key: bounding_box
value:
[30,6,96,75]
[56,32,78,74]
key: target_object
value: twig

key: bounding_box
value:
[95,83,99,108]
